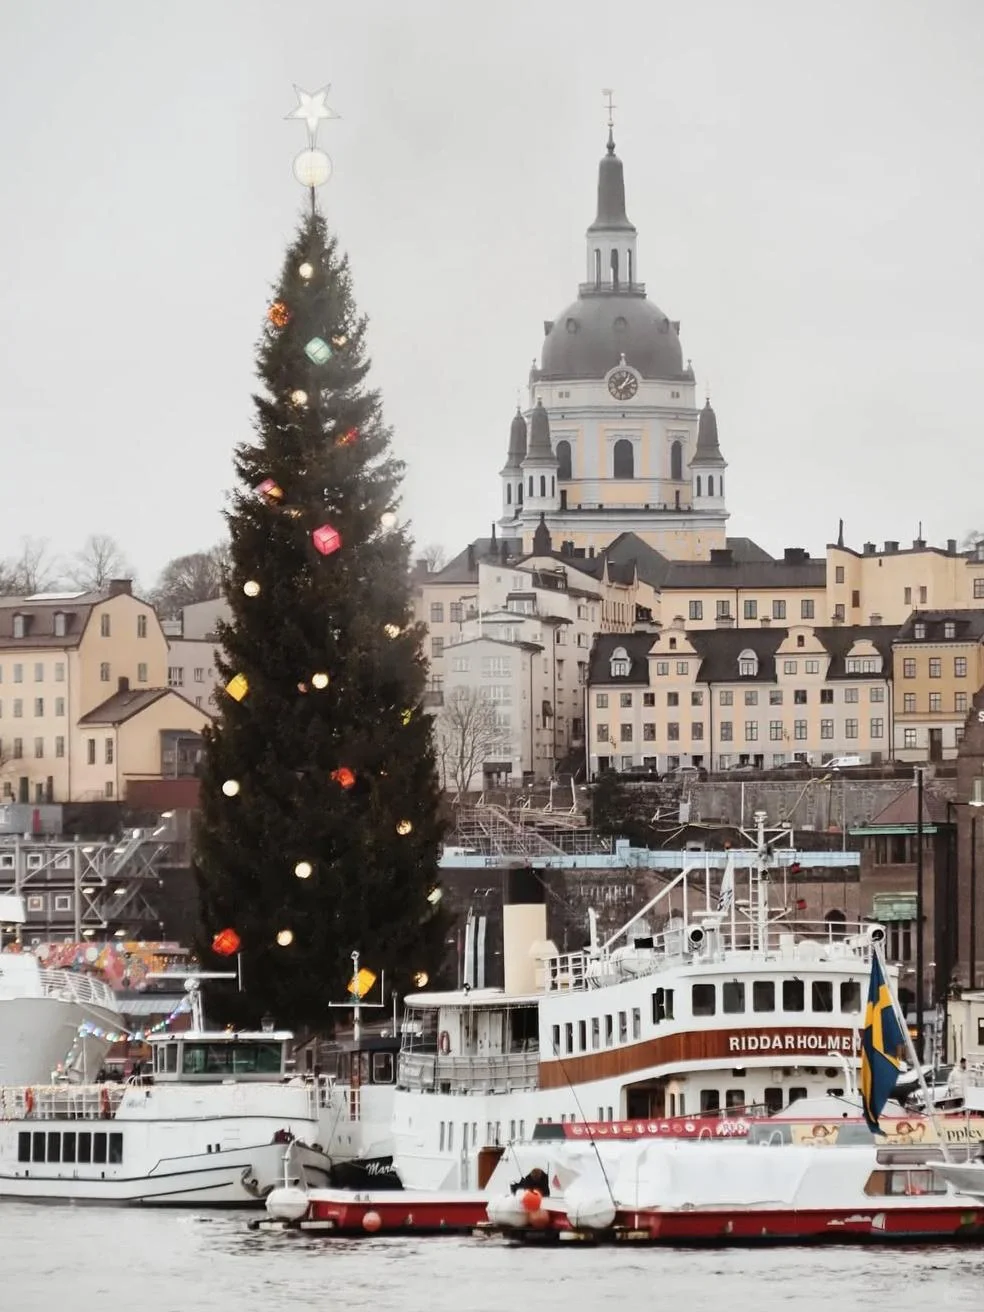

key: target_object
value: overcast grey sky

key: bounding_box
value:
[1,0,982,589]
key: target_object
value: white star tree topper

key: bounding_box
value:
[286,85,339,144]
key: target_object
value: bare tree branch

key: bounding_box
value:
[434,686,504,795]
[419,543,447,572]
[150,544,229,619]
[65,534,133,591]
[5,537,62,595]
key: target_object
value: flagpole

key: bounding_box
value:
[872,939,954,1163]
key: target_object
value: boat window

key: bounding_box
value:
[591,1018,600,1050]
[181,1042,283,1076]
[753,981,775,1012]
[874,1170,949,1197]
[782,979,804,1011]
[78,1133,92,1164]
[618,1011,628,1043]
[372,1052,394,1084]
[840,980,861,1013]
[722,982,745,1014]
[764,1087,783,1114]
[551,1024,561,1054]
[47,1132,61,1163]
[439,1122,445,1151]
[811,981,834,1012]
[17,1132,29,1163]
[692,984,716,1016]
[725,1089,745,1108]
[62,1132,76,1163]
[93,1133,107,1165]
[564,1022,574,1053]
[32,1132,45,1162]
[109,1133,123,1164]
[700,1090,720,1112]
[164,1044,178,1073]
[664,989,674,1020]
[577,1020,587,1051]
[632,1007,641,1040]
[447,1122,454,1151]
[788,1087,808,1105]
[605,1015,614,1046]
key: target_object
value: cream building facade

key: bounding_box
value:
[587,621,895,775]
[439,636,543,788]
[828,537,984,627]
[0,582,211,804]
[891,609,984,763]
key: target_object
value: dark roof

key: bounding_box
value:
[427,538,523,585]
[587,632,655,685]
[586,130,636,234]
[77,688,171,726]
[691,399,723,464]
[524,400,555,461]
[661,549,826,591]
[688,628,786,683]
[726,538,775,564]
[895,610,984,643]
[503,409,527,469]
[813,625,897,678]
[539,292,685,382]
[0,584,136,650]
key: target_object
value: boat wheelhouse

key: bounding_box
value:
[391,829,892,1190]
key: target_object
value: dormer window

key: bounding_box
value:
[610,646,630,678]
[944,621,956,639]
[12,614,26,639]
[914,622,926,640]
[53,611,66,637]
[738,648,758,678]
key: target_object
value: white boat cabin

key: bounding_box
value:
[148,1030,295,1084]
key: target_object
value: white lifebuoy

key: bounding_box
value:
[438,1031,451,1056]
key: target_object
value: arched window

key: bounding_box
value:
[670,440,682,481]
[613,439,634,479]
[737,648,758,678]
[506,484,512,505]
[610,248,619,289]
[708,475,715,496]
[720,476,724,497]
[556,440,572,481]
[825,909,847,940]
[696,475,702,497]
[610,646,630,678]
[528,476,533,496]
[539,474,546,497]
[627,250,633,285]
[518,482,523,504]
[594,249,601,288]
[551,476,555,497]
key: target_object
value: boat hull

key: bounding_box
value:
[263,1185,489,1234]
[0,997,117,1086]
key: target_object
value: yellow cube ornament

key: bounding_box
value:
[226,674,249,702]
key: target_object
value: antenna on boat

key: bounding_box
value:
[327,950,385,1043]
[145,970,237,1032]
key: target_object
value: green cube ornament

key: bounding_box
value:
[304,337,333,365]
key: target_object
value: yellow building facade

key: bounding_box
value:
[892,610,984,762]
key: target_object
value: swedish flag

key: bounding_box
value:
[860,953,906,1133]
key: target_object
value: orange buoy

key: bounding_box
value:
[362,1210,382,1233]
[24,1088,35,1117]
[521,1188,543,1212]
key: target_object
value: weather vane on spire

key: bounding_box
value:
[603,88,616,129]
[286,83,340,208]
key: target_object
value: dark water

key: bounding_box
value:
[5,1205,984,1311]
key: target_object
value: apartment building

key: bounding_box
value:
[587,620,895,774]
[655,546,827,631]
[0,582,211,803]
[892,610,984,763]
[440,636,544,788]
[829,537,984,627]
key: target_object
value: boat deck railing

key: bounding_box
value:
[397,1050,539,1094]
[0,1083,127,1122]
[38,968,119,1012]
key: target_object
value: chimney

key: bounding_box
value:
[466,543,476,571]
[117,676,130,693]
[884,541,899,553]
[863,542,877,555]
[501,867,553,995]
[783,547,808,564]
[709,548,734,565]
[913,537,926,550]
[948,538,957,554]
[108,579,132,597]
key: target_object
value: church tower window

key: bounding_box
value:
[528,476,534,496]
[613,439,634,479]
[696,475,702,497]
[518,483,523,504]
[670,441,682,481]
[540,475,546,497]
[627,250,633,284]
[594,249,601,288]
[708,475,714,496]
[506,485,512,505]
[556,440,572,480]
[610,249,619,289]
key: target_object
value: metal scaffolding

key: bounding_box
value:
[449,799,612,859]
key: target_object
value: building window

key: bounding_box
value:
[772,600,786,620]
[100,614,111,637]
[744,721,758,741]
[12,616,25,639]
[429,603,444,623]
[805,660,820,674]
[801,600,815,619]
[667,722,679,741]
[135,663,147,683]
[783,660,797,674]
[33,738,43,759]
[914,622,926,639]
[820,719,834,739]
[86,739,96,764]
[903,693,916,712]
[794,720,807,739]
[670,440,683,481]
[643,692,655,706]
[692,722,704,740]
[974,579,984,600]
[643,723,656,740]
[903,728,917,749]
[654,661,669,675]
[55,736,65,758]
[105,738,113,765]
[136,614,148,638]
[620,723,633,742]
[870,718,884,738]
[794,690,807,704]
[613,439,634,479]
[689,600,703,621]
[676,661,688,675]
[716,600,731,620]
[843,687,859,703]
[34,698,43,716]
[99,662,110,682]
[870,686,885,702]
[430,637,444,657]
[844,719,858,739]
[833,604,845,621]
[820,689,833,704]
[738,650,758,677]
[720,721,733,741]
[619,692,633,708]
[12,738,22,759]
[769,721,783,741]
[12,698,22,718]
[955,657,968,678]
[929,658,941,678]
[556,440,572,481]
[929,692,942,712]
[770,689,783,705]
[13,664,22,683]
[903,658,916,679]
[956,692,969,713]
[719,690,733,706]
[596,693,608,708]
[743,600,757,620]
[596,723,610,742]
[744,690,758,706]
[904,587,912,604]
[835,566,845,584]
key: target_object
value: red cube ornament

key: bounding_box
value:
[255,478,284,504]
[331,766,356,790]
[212,928,241,957]
[313,523,342,556]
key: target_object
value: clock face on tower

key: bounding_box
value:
[608,369,638,401]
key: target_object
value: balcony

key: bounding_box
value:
[397,1049,539,1094]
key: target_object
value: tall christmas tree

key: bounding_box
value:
[194,89,447,1029]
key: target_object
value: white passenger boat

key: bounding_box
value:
[0,982,332,1205]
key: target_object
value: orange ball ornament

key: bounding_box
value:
[267,301,290,328]
[331,767,356,790]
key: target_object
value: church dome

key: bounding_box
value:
[539,294,684,381]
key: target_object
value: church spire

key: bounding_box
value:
[585,90,637,291]
[588,89,635,235]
